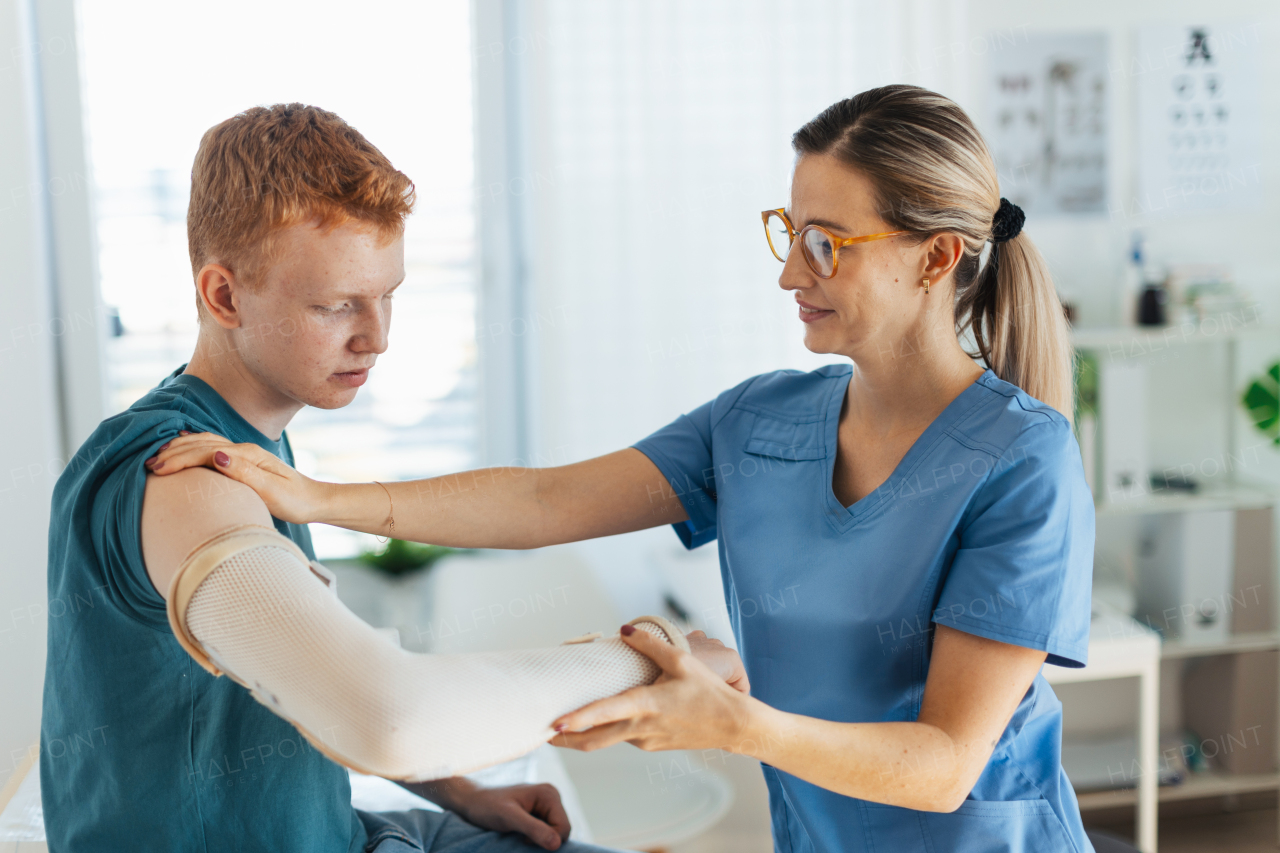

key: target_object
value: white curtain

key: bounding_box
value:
[513,0,971,612]
[522,0,971,460]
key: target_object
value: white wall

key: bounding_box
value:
[0,0,65,789]
[510,0,1280,619]
[967,0,1280,328]
[513,0,973,617]
[967,0,1280,326]
[967,1,1280,500]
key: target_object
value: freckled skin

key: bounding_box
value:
[231,223,405,410]
[778,155,935,363]
[144,219,408,588]
[184,220,407,437]
[779,155,977,509]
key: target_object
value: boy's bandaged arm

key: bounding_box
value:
[166,524,688,781]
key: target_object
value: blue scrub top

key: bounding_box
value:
[634,365,1095,853]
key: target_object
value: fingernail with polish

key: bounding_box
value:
[158,443,170,451]
[215,451,230,468]
[553,723,566,732]
[620,624,635,636]
[144,457,156,467]
[179,430,190,436]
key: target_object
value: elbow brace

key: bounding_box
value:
[166,525,689,781]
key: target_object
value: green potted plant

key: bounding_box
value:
[358,538,466,575]
[333,539,473,652]
[1242,362,1280,446]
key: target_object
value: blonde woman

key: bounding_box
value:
[153,85,1095,853]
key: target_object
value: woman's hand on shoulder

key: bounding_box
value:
[147,432,325,525]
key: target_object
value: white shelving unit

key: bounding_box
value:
[1071,321,1278,351]
[1070,324,1280,849]
[1160,632,1280,659]
[1044,603,1161,852]
[1073,770,1280,811]
[1096,483,1276,516]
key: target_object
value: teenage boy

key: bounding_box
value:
[41,104,617,853]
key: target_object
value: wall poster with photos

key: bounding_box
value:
[987,32,1109,216]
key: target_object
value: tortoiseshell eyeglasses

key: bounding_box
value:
[762,208,910,279]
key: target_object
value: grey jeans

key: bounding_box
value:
[357,809,627,853]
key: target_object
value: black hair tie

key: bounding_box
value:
[991,197,1025,244]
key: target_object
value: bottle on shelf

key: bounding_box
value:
[1120,230,1143,327]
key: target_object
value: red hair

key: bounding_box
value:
[187,103,415,295]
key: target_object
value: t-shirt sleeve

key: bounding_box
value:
[89,415,191,627]
[933,420,1094,668]
[632,398,720,549]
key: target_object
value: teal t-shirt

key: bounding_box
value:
[41,367,367,853]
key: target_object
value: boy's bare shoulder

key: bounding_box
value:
[140,468,274,601]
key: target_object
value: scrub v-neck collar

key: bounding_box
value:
[821,366,994,532]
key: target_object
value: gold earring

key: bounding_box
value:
[922,277,930,294]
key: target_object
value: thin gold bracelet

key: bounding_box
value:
[373,481,395,544]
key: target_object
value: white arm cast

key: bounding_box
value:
[167,525,688,781]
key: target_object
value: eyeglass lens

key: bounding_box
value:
[765,212,793,262]
[801,228,836,277]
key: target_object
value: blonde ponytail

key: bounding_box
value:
[960,233,1074,423]
[793,85,1075,423]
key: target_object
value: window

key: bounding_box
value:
[78,0,479,557]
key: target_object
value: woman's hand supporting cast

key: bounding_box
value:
[553,623,1047,814]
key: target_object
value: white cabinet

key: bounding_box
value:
[1071,324,1280,851]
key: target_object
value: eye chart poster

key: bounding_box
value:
[1135,23,1263,216]
[987,32,1109,216]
